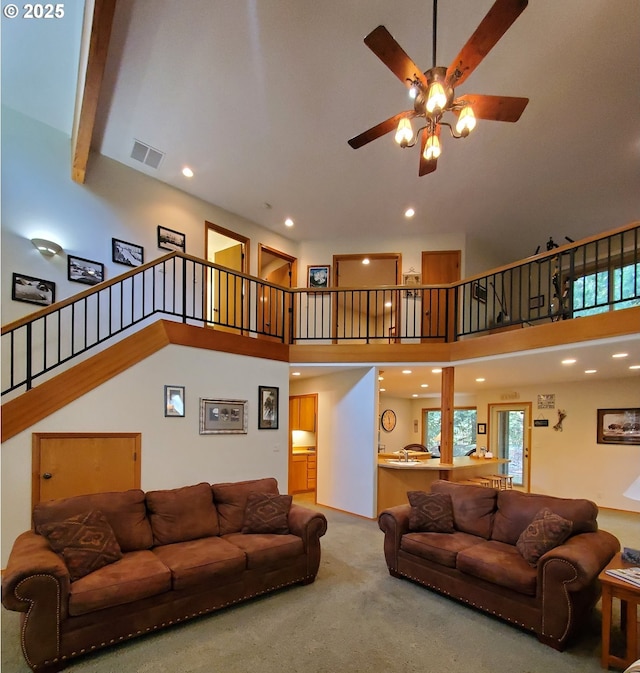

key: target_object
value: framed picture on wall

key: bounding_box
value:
[199,398,248,434]
[11,273,55,306]
[477,423,487,435]
[157,225,186,253]
[258,386,279,429]
[472,281,487,303]
[307,265,330,289]
[597,408,640,445]
[112,238,144,267]
[68,255,105,286]
[164,385,185,417]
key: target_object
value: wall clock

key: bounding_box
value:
[381,409,396,432]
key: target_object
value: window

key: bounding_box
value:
[573,261,640,317]
[423,408,477,456]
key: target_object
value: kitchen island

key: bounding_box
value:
[377,456,510,514]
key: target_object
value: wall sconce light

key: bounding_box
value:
[31,238,62,256]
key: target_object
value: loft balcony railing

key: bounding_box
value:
[2,222,638,396]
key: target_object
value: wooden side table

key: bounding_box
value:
[599,553,640,670]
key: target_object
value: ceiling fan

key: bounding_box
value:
[348,0,529,176]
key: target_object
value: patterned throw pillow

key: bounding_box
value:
[407,491,454,533]
[38,510,123,581]
[516,507,573,565]
[242,492,292,534]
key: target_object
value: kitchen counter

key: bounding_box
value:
[377,456,509,514]
[292,449,316,455]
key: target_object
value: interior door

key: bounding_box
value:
[213,244,244,333]
[258,245,296,340]
[421,250,461,340]
[488,403,531,491]
[32,433,141,508]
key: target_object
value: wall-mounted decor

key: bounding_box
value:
[11,273,55,306]
[258,385,279,429]
[164,385,185,417]
[529,294,545,310]
[68,255,105,286]
[472,281,487,303]
[200,398,248,435]
[534,416,549,427]
[157,225,186,253]
[402,271,421,298]
[597,408,640,445]
[307,265,330,289]
[112,238,144,267]
[477,423,487,435]
[537,394,556,409]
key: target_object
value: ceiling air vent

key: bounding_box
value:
[130,140,164,169]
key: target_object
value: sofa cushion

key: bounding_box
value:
[516,508,573,565]
[457,540,538,596]
[68,550,171,616]
[146,482,219,545]
[212,478,280,535]
[223,533,304,570]
[152,537,246,591]
[431,480,497,539]
[242,492,292,534]
[401,530,485,568]
[38,510,122,581]
[407,491,454,533]
[491,490,597,545]
[33,489,153,552]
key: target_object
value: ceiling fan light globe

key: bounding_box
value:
[426,82,446,114]
[394,117,414,146]
[423,134,441,161]
[455,106,476,136]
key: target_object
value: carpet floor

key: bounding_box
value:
[2,501,637,673]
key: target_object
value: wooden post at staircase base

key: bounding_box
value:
[439,366,455,466]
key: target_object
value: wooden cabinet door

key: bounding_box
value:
[298,396,316,432]
[290,455,308,493]
[289,397,300,429]
[306,454,316,490]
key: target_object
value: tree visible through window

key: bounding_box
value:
[423,408,477,456]
[573,262,640,317]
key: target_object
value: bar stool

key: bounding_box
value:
[490,474,514,490]
[468,477,493,488]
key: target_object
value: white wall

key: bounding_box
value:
[474,378,640,512]
[291,368,378,518]
[377,395,417,453]
[1,345,290,565]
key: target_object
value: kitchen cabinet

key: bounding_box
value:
[289,395,316,432]
[290,454,308,493]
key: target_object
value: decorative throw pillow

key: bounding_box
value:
[407,491,454,533]
[38,510,123,581]
[516,507,573,565]
[242,492,292,534]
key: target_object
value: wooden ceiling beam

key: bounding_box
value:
[71,0,118,184]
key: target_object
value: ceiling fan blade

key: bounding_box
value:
[454,94,529,122]
[348,111,416,150]
[446,0,528,88]
[364,25,428,89]
[418,125,440,177]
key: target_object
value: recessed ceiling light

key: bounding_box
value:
[182,166,194,178]
[412,394,419,397]
[584,369,597,374]
[284,218,294,227]
[404,208,415,218]
[291,371,301,376]
[402,369,412,374]
[384,301,392,307]
[475,377,485,382]
[379,387,386,392]
[362,258,370,265]
[420,384,428,388]
[612,352,628,358]
[378,376,384,381]
[432,368,442,374]
[630,365,640,370]
[561,358,576,365]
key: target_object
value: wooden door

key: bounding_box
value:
[421,250,461,340]
[32,433,141,508]
[214,244,244,333]
[258,244,296,341]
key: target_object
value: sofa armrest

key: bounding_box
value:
[536,529,620,646]
[378,505,411,572]
[287,505,327,580]
[2,530,70,615]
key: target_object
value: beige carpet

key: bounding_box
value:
[2,501,636,673]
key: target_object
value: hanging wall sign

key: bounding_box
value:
[534,418,549,427]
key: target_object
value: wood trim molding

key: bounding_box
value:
[72,0,118,184]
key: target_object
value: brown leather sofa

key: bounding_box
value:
[378,480,620,650]
[2,477,327,672]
